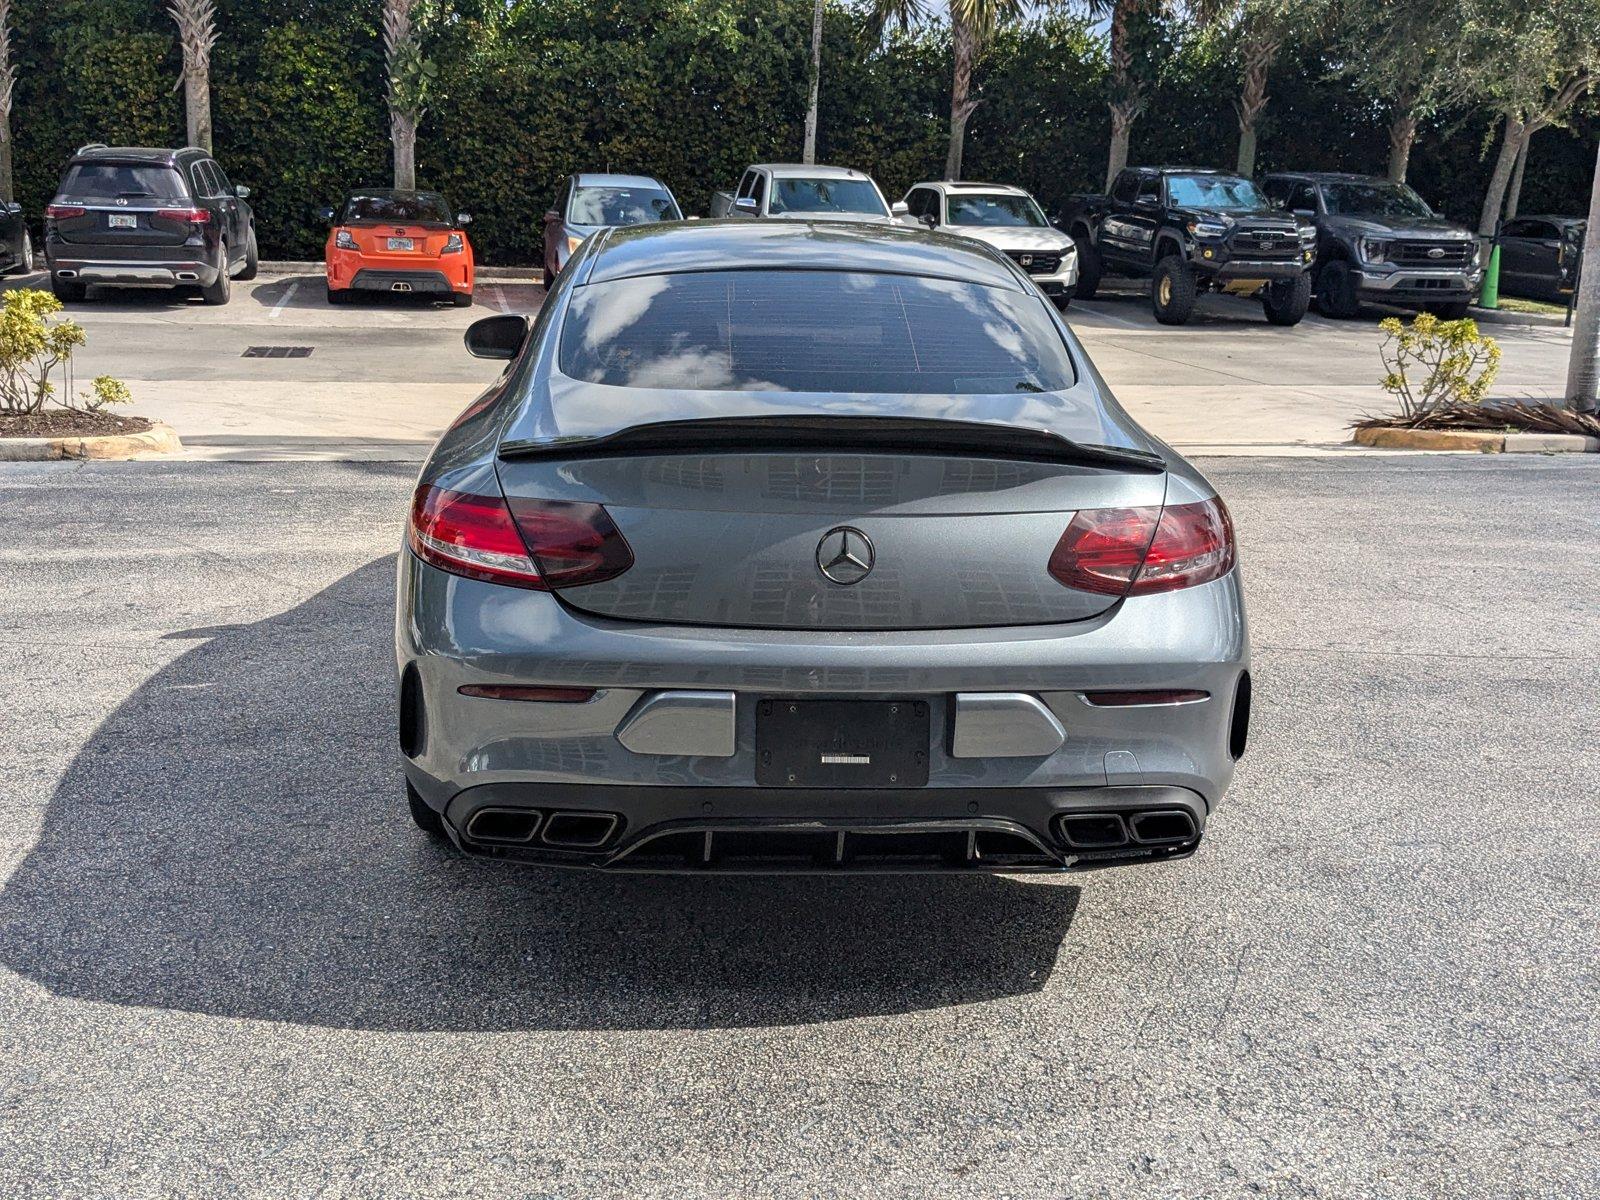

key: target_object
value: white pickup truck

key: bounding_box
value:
[709,164,895,224]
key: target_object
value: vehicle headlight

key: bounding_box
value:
[334,229,358,251]
[1187,220,1228,238]
[1357,237,1389,264]
[442,233,464,254]
[566,234,583,255]
[1470,240,1484,266]
[1297,224,1318,244]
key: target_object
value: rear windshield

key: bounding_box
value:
[947,193,1048,227]
[559,270,1075,394]
[570,186,680,226]
[769,178,888,217]
[61,162,187,201]
[342,191,454,225]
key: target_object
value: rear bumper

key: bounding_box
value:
[327,249,472,293]
[46,254,218,288]
[433,780,1208,873]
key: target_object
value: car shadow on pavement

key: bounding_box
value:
[0,557,1079,1033]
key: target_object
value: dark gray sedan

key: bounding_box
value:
[397,220,1250,873]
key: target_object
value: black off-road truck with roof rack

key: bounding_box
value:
[1061,167,1317,326]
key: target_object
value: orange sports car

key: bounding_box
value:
[321,188,474,306]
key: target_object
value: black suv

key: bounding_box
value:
[1260,172,1482,319]
[1063,167,1316,325]
[43,144,257,304]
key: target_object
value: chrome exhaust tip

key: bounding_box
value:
[463,807,541,845]
[175,272,199,282]
[56,269,78,279]
[391,281,412,293]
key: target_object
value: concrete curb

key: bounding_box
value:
[0,421,183,461]
[1470,306,1569,328]
[258,260,544,283]
[1352,426,1599,453]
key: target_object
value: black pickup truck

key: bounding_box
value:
[1259,172,1482,318]
[1062,167,1317,325]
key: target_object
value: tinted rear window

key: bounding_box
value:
[559,270,1075,394]
[62,163,187,200]
[342,191,454,225]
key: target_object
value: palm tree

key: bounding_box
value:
[0,0,16,202]
[1191,0,1321,178]
[1079,0,1153,190]
[803,0,824,164]
[167,0,218,152]
[383,0,435,191]
[871,0,1027,181]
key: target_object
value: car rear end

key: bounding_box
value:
[397,228,1249,873]
[44,153,221,291]
[328,224,472,298]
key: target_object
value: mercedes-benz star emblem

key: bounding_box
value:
[115,198,129,206]
[816,526,874,586]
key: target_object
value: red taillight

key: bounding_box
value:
[1049,498,1235,597]
[407,484,633,591]
[1081,689,1210,707]
[155,207,211,224]
[457,685,597,702]
[45,204,86,219]
[505,497,634,589]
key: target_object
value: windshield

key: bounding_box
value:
[1321,181,1433,220]
[768,178,888,217]
[341,191,455,225]
[569,186,680,227]
[62,163,187,200]
[1165,174,1266,212]
[946,193,1048,228]
[559,269,1075,394]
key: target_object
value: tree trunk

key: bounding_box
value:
[1233,33,1276,178]
[1477,114,1525,236]
[0,124,12,205]
[1564,141,1600,412]
[802,0,823,165]
[945,14,979,181]
[183,64,212,151]
[391,111,416,191]
[1106,103,1134,192]
[1104,0,1140,191]
[1387,108,1417,183]
[1504,131,1531,221]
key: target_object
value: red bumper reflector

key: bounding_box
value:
[457,685,597,703]
[1081,689,1210,707]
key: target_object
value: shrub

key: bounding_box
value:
[0,289,129,416]
[1376,313,1501,423]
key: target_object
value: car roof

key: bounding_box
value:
[580,219,1026,291]
[69,146,191,164]
[751,164,873,181]
[344,186,448,198]
[574,172,670,190]
[1511,214,1583,225]
[1265,171,1387,184]
[912,181,1029,195]
[1136,166,1236,176]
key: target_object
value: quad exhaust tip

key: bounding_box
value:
[1058,809,1198,850]
[461,806,620,850]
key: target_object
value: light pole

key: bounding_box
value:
[1565,142,1600,412]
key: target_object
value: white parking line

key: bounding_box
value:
[493,285,509,313]
[1074,302,1147,329]
[269,281,299,319]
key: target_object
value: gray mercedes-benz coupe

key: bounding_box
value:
[397,220,1250,873]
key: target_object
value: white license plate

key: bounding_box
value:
[108,214,136,229]
[386,237,414,251]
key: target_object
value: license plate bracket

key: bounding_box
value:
[756,698,930,788]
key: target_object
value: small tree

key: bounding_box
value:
[0,290,129,416]
[383,0,436,192]
[167,0,218,152]
[1376,312,1501,423]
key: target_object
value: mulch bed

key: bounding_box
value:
[1353,401,1600,437]
[0,410,155,438]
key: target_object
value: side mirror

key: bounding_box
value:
[732,196,759,215]
[1134,196,1159,211]
[464,314,531,361]
[891,201,909,217]
[456,212,472,225]
[317,205,336,223]
[234,184,252,199]
[920,212,938,229]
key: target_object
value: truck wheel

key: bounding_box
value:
[1316,260,1360,319]
[1425,299,1471,320]
[1263,272,1312,326]
[1072,233,1101,300]
[1152,255,1197,325]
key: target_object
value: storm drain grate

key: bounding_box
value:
[242,345,313,358]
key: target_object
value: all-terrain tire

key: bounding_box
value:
[1316,259,1361,319]
[1072,232,1101,300]
[1152,255,1197,325]
[1263,272,1313,326]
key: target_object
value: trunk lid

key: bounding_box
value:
[348,224,453,258]
[496,444,1167,630]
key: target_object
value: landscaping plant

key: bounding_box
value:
[1374,312,1501,423]
[0,287,128,416]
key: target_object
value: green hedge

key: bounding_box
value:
[8,1,1595,264]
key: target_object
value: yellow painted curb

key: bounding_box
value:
[0,421,183,462]
[1351,426,1504,452]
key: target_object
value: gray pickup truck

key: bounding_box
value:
[710,164,895,224]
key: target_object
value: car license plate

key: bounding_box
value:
[386,237,414,251]
[755,698,930,788]
[108,214,136,229]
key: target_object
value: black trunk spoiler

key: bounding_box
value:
[499,415,1165,473]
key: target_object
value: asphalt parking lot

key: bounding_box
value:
[1,455,1595,1197]
[1,268,1578,458]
